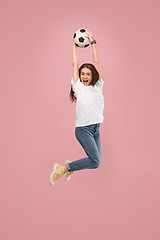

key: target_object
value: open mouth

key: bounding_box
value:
[83,80,88,83]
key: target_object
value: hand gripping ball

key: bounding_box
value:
[73,28,90,48]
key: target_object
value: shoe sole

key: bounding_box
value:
[50,163,58,185]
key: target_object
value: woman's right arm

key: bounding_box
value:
[72,37,79,83]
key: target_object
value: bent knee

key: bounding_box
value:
[90,157,101,168]
[95,161,100,168]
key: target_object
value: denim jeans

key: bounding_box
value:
[67,123,101,172]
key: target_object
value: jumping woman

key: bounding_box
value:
[50,30,104,185]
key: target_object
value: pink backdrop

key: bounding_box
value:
[0,0,160,239]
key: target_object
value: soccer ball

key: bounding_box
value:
[73,28,90,48]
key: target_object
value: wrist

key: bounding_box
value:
[90,39,97,45]
[73,44,78,48]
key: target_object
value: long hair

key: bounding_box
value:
[69,63,99,103]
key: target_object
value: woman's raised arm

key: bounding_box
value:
[72,37,79,83]
[85,31,101,80]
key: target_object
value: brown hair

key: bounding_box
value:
[69,63,99,102]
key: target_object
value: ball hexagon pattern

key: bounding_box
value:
[73,28,90,48]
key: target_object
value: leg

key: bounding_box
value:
[85,123,101,169]
[94,124,101,159]
[67,124,101,172]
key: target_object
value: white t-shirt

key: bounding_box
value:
[71,78,104,127]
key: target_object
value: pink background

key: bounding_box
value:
[0,0,160,239]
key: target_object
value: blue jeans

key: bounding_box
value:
[67,123,101,172]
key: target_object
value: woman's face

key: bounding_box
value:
[80,68,92,86]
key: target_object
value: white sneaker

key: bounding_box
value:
[50,163,65,185]
[64,160,74,181]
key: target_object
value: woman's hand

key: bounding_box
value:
[85,30,94,42]
[72,36,78,48]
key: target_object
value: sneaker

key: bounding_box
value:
[50,163,65,185]
[64,160,74,181]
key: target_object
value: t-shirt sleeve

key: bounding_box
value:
[97,78,104,90]
[71,78,81,98]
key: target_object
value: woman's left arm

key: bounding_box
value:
[85,31,101,80]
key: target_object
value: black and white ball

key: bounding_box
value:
[73,28,90,48]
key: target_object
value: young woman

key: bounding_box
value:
[50,31,104,185]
